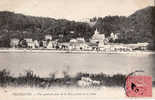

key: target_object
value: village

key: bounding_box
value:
[9,29,149,52]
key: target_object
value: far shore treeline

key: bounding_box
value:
[0,6,155,49]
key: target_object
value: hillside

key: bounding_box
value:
[94,6,154,43]
[127,6,154,43]
[0,12,93,47]
[0,6,154,49]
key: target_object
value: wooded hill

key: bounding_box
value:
[94,6,155,44]
[0,6,154,49]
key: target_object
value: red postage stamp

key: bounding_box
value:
[125,76,152,97]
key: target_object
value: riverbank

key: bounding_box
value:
[0,48,155,55]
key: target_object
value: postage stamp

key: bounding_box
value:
[125,76,152,97]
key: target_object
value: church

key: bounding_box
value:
[90,28,105,44]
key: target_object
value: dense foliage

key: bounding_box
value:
[94,7,154,45]
[0,6,154,49]
[0,11,94,47]
[0,69,126,87]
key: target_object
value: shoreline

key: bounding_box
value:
[0,48,155,54]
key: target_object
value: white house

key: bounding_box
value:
[69,39,77,49]
[98,42,105,48]
[10,38,19,48]
[45,34,52,41]
[76,37,85,43]
[34,40,40,48]
[70,39,77,43]
[69,38,88,50]
[42,40,47,48]
[110,32,118,41]
[47,41,54,49]
[25,38,35,48]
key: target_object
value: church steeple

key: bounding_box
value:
[94,28,99,35]
[91,28,105,42]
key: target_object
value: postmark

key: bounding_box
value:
[125,74,152,97]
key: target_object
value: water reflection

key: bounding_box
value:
[0,53,154,78]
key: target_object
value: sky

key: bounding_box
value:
[0,0,154,21]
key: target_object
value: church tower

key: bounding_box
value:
[94,28,99,35]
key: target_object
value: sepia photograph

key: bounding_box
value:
[0,0,155,99]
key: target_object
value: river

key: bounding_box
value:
[0,52,154,79]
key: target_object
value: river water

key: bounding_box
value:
[0,52,154,79]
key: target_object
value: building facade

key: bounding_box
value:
[10,38,20,48]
